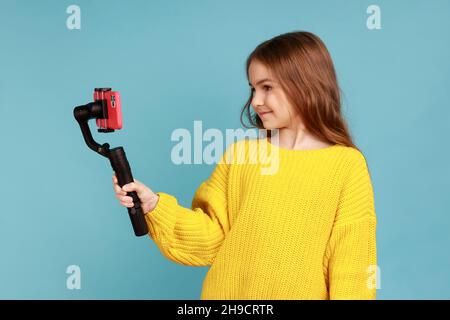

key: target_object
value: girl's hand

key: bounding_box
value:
[112,174,159,214]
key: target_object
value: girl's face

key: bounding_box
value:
[248,60,302,130]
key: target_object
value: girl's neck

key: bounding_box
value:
[269,128,332,151]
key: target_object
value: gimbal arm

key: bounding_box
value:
[73,102,110,158]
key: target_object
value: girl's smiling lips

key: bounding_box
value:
[258,111,272,117]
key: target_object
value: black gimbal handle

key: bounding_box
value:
[109,147,148,237]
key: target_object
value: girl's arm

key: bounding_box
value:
[323,150,378,300]
[144,143,235,267]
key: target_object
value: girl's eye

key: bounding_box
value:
[249,86,271,94]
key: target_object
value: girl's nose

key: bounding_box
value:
[251,93,264,108]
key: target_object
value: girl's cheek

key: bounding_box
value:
[267,94,280,109]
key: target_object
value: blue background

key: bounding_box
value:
[0,0,449,299]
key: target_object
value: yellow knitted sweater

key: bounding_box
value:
[144,138,377,300]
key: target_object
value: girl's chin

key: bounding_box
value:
[262,122,284,131]
[262,123,277,130]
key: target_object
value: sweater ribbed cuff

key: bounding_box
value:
[144,192,178,244]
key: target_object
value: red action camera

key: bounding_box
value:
[94,88,122,131]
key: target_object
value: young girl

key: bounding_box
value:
[112,31,377,300]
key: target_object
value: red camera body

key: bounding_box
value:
[94,88,122,131]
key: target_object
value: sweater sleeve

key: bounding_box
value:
[324,150,378,300]
[143,143,233,267]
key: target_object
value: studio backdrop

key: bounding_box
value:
[0,0,449,299]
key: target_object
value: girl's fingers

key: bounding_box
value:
[113,177,127,195]
[114,174,135,208]
[122,196,133,202]
[120,201,134,208]
[112,176,124,191]
[115,194,132,202]
[114,175,146,208]
[114,184,124,194]
[114,187,126,196]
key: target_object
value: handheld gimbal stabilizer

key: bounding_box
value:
[73,88,148,237]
